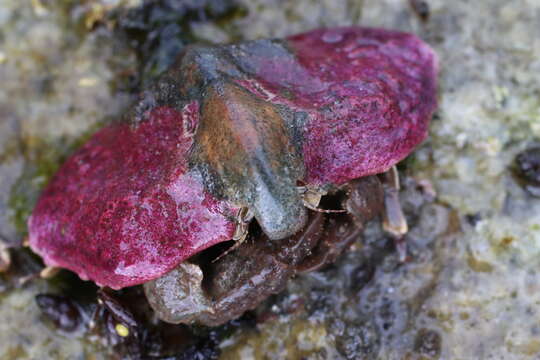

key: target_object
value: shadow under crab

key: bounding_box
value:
[27,27,438,326]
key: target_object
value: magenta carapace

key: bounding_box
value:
[28,27,438,289]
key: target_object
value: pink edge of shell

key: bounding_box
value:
[283,27,438,185]
[28,106,237,289]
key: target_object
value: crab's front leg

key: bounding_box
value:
[232,207,254,243]
[298,185,346,214]
[344,176,385,227]
[380,166,408,237]
[0,238,10,273]
[379,166,409,262]
[212,206,255,263]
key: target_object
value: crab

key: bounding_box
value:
[28,27,438,326]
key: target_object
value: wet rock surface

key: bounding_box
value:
[1,0,540,359]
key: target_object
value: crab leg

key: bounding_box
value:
[0,236,10,273]
[232,207,254,243]
[212,207,254,263]
[40,266,61,279]
[298,186,346,213]
[381,166,408,237]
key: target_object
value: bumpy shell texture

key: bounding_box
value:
[28,27,438,289]
[29,106,238,288]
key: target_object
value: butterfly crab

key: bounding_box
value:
[29,27,437,326]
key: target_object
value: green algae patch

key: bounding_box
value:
[221,318,330,360]
[466,254,494,273]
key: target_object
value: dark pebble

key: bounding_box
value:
[414,328,442,358]
[350,262,376,292]
[35,294,83,333]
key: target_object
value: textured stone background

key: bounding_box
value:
[0,0,539,359]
